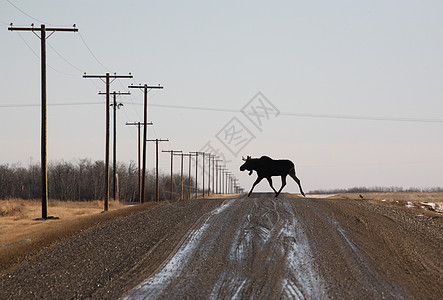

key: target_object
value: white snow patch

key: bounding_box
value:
[403,201,443,213]
[405,201,414,208]
[420,202,443,213]
[307,194,336,199]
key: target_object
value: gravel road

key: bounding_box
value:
[1,194,441,299]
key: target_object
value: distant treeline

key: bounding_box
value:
[309,186,443,194]
[0,159,196,202]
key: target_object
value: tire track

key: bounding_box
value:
[211,198,324,299]
[300,198,406,299]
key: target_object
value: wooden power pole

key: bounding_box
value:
[189,152,203,198]
[185,153,196,199]
[83,73,133,211]
[177,153,184,199]
[162,150,182,200]
[147,138,169,202]
[207,154,217,196]
[99,91,130,201]
[8,24,78,219]
[128,84,163,203]
[126,121,153,203]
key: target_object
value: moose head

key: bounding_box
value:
[240,156,254,175]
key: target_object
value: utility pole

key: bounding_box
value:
[227,173,231,194]
[207,154,217,196]
[126,121,153,203]
[233,178,239,194]
[9,24,78,219]
[227,172,232,194]
[128,84,163,203]
[223,168,227,194]
[212,155,218,194]
[174,152,185,199]
[189,152,203,198]
[148,139,169,202]
[162,150,182,200]
[215,160,218,194]
[201,152,206,197]
[186,153,196,199]
[180,153,184,199]
[218,164,225,194]
[84,73,133,211]
[215,160,222,194]
[99,91,130,201]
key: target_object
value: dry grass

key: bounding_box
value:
[0,198,159,274]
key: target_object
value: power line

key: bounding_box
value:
[6,0,55,25]
[279,112,443,123]
[16,31,40,58]
[144,103,443,123]
[14,31,77,76]
[47,40,84,73]
[78,31,110,72]
[2,101,442,123]
[0,102,103,108]
[7,0,112,73]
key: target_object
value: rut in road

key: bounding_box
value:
[125,198,324,299]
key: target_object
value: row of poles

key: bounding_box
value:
[159,150,242,202]
[8,23,242,217]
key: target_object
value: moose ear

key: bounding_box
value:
[242,156,246,161]
[247,156,251,160]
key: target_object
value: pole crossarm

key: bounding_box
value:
[84,74,133,79]
[147,139,170,142]
[98,91,131,95]
[163,150,183,154]
[9,26,78,32]
[128,84,164,90]
[125,122,153,126]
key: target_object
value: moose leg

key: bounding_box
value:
[248,176,263,197]
[266,177,278,196]
[275,175,287,197]
[289,172,305,197]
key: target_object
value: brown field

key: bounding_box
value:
[0,199,158,273]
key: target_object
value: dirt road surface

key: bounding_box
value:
[1,194,442,299]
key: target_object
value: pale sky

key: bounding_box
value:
[1,0,442,193]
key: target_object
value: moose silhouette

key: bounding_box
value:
[240,156,305,197]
